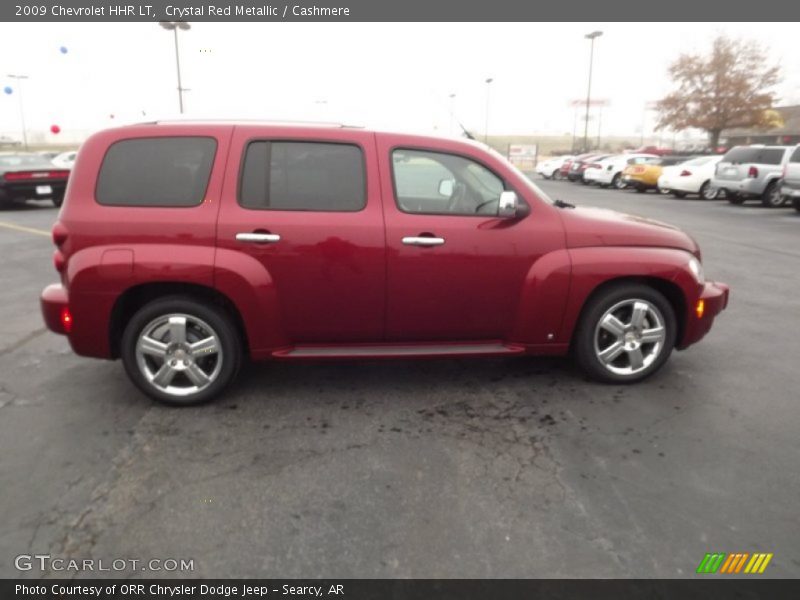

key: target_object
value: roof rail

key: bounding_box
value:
[137,118,362,128]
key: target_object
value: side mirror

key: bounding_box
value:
[438,179,455,198]
[498,190,519,218]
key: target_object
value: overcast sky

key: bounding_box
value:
[1,22,799,142]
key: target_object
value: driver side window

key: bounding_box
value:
[391,149,505,216]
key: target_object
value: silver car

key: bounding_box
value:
[712,145,792,208]
[780,145,800,213]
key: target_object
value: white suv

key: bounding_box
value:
[780,145,800,212]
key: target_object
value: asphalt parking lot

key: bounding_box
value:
[1,182,799,579]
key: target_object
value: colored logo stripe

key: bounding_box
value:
[698,552,773,574]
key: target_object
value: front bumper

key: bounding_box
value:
[678,281,730,349]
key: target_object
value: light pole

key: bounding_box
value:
[582,30,602,152]
[159,21,191,114]
[448,93,456,135]
[484,77,493,144]
[7,74,29,151]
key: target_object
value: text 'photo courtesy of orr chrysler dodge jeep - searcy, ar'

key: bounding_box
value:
[40,122,730,405]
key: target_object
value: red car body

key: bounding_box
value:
[41,123,728,402]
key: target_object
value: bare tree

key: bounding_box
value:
[656,36,781,149]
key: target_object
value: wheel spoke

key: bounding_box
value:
[152,363,177,387]
[185,363,211,387]
[628,347,645,371]
[630,302,649,330]
[600,314,626,337]
[138,335,167,358]
[640,326,666,344]
[190,336,219,356]
[598,341,625,364]
[168,316,187,344]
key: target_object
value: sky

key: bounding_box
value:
[1,22,799,143]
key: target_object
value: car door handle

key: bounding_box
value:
[236,232,281,243]
[402,236,445,247]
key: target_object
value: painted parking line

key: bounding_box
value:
[0,220,51,238]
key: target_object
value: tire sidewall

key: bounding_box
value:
[121,297,241,406]
[574,283,677,383]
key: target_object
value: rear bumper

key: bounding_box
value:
[711,177,763,197]
[41,283,70,335]
[678,281,730,349]
[0,181,67,201]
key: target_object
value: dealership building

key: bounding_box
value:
[722,105,800,146]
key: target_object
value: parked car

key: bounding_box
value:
[0,153,70,207]
[779,144,800,212]
[52,150,78,169]
[536,155,574,180]
[569,153,612,183]
[560,152,592,180]
[657,155,724,200]
[584,154,657,189]
[711,145,791,207]
[40,122,729,405]
[622,156,690,193]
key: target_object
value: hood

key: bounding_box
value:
[558,205,699,256]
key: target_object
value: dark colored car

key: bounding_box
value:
[41,122,729,405]
[0,153,70,207]
[568,154,611,183]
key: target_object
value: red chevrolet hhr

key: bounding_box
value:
[41,122,729,405]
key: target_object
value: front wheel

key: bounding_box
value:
[612,173,626,190]
[727,193,745,205]
[121,297,242,406]
[574,283,676,383]
[761,181,783,208]
[699,181,718,200]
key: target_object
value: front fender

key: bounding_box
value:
[558,246,702,345]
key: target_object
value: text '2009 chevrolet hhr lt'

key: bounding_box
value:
[40,122,729,405]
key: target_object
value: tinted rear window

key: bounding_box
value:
[239,141,365,211]
[722,147,785,165]
[96,137,216,207]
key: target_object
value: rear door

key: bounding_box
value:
[216,127,385,343]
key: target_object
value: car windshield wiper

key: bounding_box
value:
[553,198,575,209]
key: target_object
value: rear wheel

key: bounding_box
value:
[699,181,718,200]
[51,193,64,208]
[552,169,562,180]
[612,173,626,189]
[574,283,676,383]
[761,181,783,207]
[121,297,241,406]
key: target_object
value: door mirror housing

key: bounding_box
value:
[438,179,455,198]
[498,190,519,218]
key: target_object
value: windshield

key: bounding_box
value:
[484,146,559,205]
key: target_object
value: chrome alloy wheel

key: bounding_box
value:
[593,299,667,376]
[135,313,223,397]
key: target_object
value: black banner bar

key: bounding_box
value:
[2,0,800,22]
[5,580,800,600]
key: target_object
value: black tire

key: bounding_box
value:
[51,193,64,208]
[552,169,561,180]
[699,181,718,200]
[672,191,687,199]
[761,181,783,208]
[573,283,677,384]
[727,193,745,205]
[635,186,646,194]
[793,197,800,213]
[121,296,242,406]
[611,173,624,189]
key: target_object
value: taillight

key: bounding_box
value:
[680,170,692,177]
[52,222,68,246]
[60,307,73,333]
[3,170,70,181]
[748,166,759,178]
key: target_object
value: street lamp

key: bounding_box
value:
[159,21,191,114]
[582,30,603,152]
[7,74,29,151]
[448,93,456,135]
[484,78,493,144]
